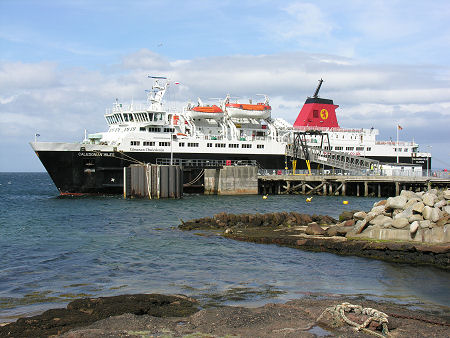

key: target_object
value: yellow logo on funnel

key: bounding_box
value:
[320,109,328,120]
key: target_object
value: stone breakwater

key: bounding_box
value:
[179,189,450,269]
[346,188,450,243]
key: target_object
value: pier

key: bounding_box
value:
[259,173,450,197]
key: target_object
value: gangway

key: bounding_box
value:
[287,131,380,174]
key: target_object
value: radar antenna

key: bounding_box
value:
[313,78,324,98]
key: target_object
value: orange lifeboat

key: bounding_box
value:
[225,95,271,119]
[186,99,224,119]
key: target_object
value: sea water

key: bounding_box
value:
[0,172,449,322]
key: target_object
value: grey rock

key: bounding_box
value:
[405,198,421,209]
[434,199,446,209]
[305,222,325,236]
[430,208,441,223]
[419,220,431,229]
[386,196,407,209]
[444,206,450,214]
[400,190,416,200]
[394,207,413,220]
[353,211,367,220]
[444,189,450,200]
[369,215,392,227]
[422,206,432,220]
[412,201,425,214]
[370,205,386,215]
[410,221,419,234]
[354,219,368,234]
[422,193,436,207]
[391,217,409,229]
[408,214,423,223]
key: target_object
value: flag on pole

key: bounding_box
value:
[398,125,403,130]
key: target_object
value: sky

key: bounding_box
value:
[0,0,449,171]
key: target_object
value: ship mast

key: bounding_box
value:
[313,78,324,98]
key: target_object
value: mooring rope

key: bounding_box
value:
[316,302,390,337]
[184,169,205,186]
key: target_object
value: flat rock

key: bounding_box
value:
[405,198,421,209]
[354,219,368,234]
[392,217,409,229]
[400,190,417,200]
[394,207,413,220]
[420,220,432,229]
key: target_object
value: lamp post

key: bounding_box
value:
[426,145,432,177]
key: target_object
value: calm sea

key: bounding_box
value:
[0,172,449,322]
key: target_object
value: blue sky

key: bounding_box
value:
[1,0,449,171]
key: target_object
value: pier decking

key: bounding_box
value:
[259,174,450,197]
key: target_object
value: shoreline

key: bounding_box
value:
[1,293,449,337]
[179,212,450,270]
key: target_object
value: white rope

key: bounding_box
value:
[317,302,390,337]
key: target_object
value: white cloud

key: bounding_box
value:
[1,49,449,170]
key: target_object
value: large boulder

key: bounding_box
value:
[408,214,424,223]
[305,222,325,236]
[400,190,417,200]
[405,198,421,209]
[434,199,446,209]
[422,193,436,207]
[422,206,433,220]
[410,221,419,235]
[444,189,450,200]
[419,220,432,229]
[430,208,441,223]
[412,201,425,214]
[386,196,407,209]
[369,215,392,228]
[394,208,413,220]
[391,217,409,229]
[353,211,367,220]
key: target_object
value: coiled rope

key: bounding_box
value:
[316,302,390,337]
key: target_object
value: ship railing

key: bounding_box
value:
[156,158,258,168]
[293,126,367,133]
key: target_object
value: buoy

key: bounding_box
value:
[263,195,268,200]
[306,197,313,202]
[343,200,348,205]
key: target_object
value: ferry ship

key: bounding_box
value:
[30,77,430,194]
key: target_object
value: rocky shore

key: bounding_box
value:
[1,293,449,337]
[179,189,450,269]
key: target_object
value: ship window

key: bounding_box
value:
[159,142,170,147]
[257,145,264,149]
[335,146,343,150]
[313,110,319,118]
[346,147,354,151]
[148,113,153,121]
[143,141,155,146]
[207,143,212,147]
[242,144,252,148]
[188,143,199,147]
[356,147,364,151]
[404,148,408,152]
[215,143,226,148]
[130,141,140,146]
[140,127,146,131]
[179,142,184,147]
[164,128,175,133]
[124,114,128,122]
[229,144,239,148]
[366,147,371,151]
[149,127,161,132]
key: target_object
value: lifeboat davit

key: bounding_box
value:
[225,95,271,119]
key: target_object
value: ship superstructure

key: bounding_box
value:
[30,77,430,194]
